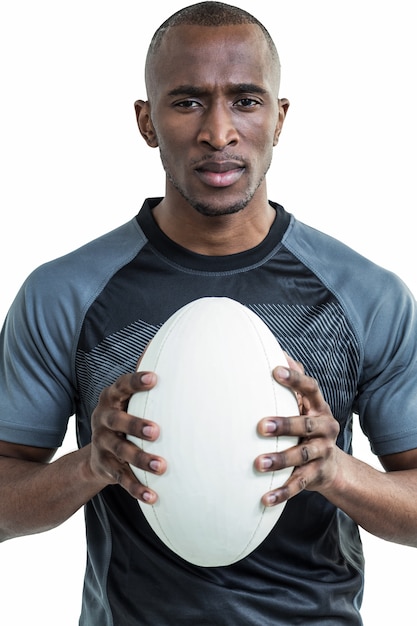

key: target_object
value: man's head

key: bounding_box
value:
[145,2,281,101]
[135,2,288,218]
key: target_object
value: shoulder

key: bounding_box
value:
[282,217,417,455]
[0,216,149,447]
[283,214,417,392]
[14,217,147,330]
[282,216,415,332]
[283,217,395,286]
[27,217,146,297]
[9,216,148,359]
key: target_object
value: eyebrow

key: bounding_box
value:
[167,83,268,97]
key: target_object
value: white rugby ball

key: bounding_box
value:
[127,297,298,567]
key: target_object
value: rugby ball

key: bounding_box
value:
[127,297,298,567]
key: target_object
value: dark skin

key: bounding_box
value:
[1,23,417,546]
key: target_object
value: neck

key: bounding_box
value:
[152,190,276,256]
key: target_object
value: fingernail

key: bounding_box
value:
[149,459,161,472]
[276,366,290,380]
[140,373,154,385]
[263,420,277,434]
[142,425,154,438]
[142,491,153,502]
[260,456,273,470]
[266,493,278,506]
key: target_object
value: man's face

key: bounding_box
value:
[139,24,287,217]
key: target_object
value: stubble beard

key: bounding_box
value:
[160,151,271,217]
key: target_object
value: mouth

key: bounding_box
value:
[194,160,245,188]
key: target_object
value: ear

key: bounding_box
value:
[273,98,290,146]
[134,100,159,148]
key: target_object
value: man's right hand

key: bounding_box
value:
[90,371,166,503]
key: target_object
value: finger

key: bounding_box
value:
[273,366,328,413]
[261,465,318,507]
[254,438,321,473]
[102,455,160,504]
[93,431,166,504]
[257,414,320,439]
[99,371,157,409]
[96,427,166,473]
[97,405,160,441]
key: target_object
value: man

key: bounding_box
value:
[0,2,416,624]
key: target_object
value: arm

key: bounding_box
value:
[0,441,105,541]
[319,447,417,546]
[255,365,417,548]
[0,371,166,542]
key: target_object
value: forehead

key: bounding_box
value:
[147,24,278,98]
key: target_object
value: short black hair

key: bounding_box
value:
[146,1,279,65]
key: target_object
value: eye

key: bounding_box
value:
[235,98,261,108]
[174,100,201,109]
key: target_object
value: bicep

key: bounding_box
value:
[379,448,417,472]
[0,440,57,464]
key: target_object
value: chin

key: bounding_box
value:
[166,170,265,218]
[184,187,258,218]
[192,200,248,217]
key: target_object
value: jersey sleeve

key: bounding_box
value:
[284,218,417,458]
[354,271,417,456]
[0,265,78,448]
[0,217,146,449]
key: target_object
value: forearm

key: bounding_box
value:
[0,445,107,542]
[320,450,417,547]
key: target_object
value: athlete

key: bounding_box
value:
[1,3,416,624]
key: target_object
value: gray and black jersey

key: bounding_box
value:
[1,199,416,625]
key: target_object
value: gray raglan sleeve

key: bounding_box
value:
[354,272,417,456]
[0,264,78,448]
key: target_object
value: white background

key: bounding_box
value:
[0,1,415,624]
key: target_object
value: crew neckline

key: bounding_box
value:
[136,197,291,272]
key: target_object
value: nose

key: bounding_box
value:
[197,102,239,150]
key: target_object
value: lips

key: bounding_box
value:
[194,159,245,188]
